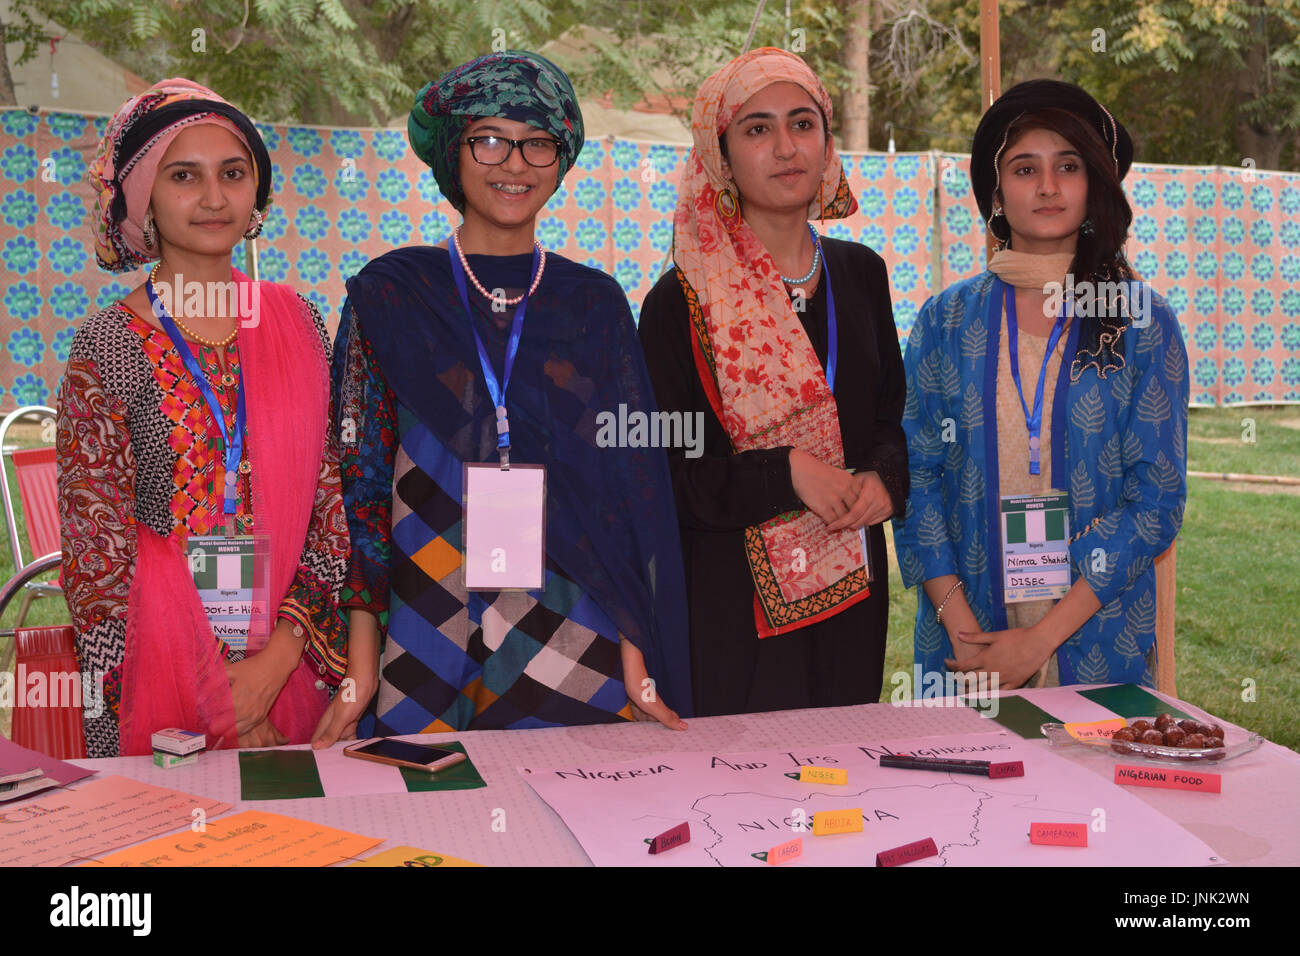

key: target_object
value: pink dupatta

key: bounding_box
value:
[118,273,331,755]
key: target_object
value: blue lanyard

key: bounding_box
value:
[802,225,838,393]
[1004,282,1069,475]
[447,236,541,468]
[145,274,246,520]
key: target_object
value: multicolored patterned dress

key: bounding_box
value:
[57,299,349,757]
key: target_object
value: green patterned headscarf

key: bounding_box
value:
[408,50,585,212]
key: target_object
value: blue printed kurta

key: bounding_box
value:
[894,271,1190,686]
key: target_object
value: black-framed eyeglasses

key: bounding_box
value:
[463,135,563,168]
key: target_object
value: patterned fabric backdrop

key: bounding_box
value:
[3,109,1298,411]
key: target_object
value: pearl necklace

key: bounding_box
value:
[147,262,238,348]
[779,224,821,286]
[453,226,546,306]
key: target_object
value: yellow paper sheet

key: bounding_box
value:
[90,810,381,867]
[0,774,231,867]
[349,845,483,867]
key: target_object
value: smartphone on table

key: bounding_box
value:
[343,738,467,774]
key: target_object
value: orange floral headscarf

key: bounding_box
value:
[672,47,867,637]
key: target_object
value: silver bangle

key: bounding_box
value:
[935,580,964,625]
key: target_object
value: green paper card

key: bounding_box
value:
[400,741,486,792]
[1078,683,1192,720]
[962,693,1063,739]
[239,749,325,801]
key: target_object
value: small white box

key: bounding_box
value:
[150,728,206,756]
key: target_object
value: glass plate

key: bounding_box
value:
[1041,722,1265,765]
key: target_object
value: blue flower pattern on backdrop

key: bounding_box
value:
[373,131,405,162]
[1193,287,1217,317]
[330,130,366,159]
[1282,290,1300,318]
[257,247,290,283]
[338,249,369,281]
[1250,254,1273,283]
[52,327,77,363]
[4,282,41,320]
[1249,185,1273,214]
[1133,250,1159,279]
[649,220,672,254]
[287,128,323,157]
[1162,217,1187,244]
[336,168,370,203]
[1250,289,1274,317]
[96,281,131,309]
[420,210,450,244]
[1282,221,1300,248]
[648,180,676,214]
[1251,323,1275,351]
[861,186,886,218]
[1192,181,1216,209]
[1162,181,1186,207]
[613,219,641,253]
[2,190,38,228]
[537,216,568,249]
[1,112,38,137]
[1193,357,1217,389]
[573,178,605,211]
[49,147,84,185]
[47,193,84,231]
[1222,321,1245,351]
[892,261,918,294]
[377,169,410,204]
[2,236,40,273]
[1163,250,1188,280]
[614,258,643,293]
[378,210,412,245]
[1221,251,1245,281]
[1193,250,1217,281]
[612,179,640,212]
[610,140,639,171]
[1,143,36,182]
[1222,356,1246,388]
[1251,357,1274,386]
[291,164,328,199]
[1221,217,1244,244]
[1133,215,1158,244]
[1282,323,1300,351]
[1193,216,1216,244]
[11,373,47,405]
[945,206,972,236]
[337,208,371,244]
[892,187,920,219]
[892,223,921,256]
[575,219,605,252]
[50,282,88,321]
[1221,287,1245,317]
[47,237,86,275]
[296,248,330,285]
[1193,322,1217,351]
[947,244,974,275]
[1280,255,1300,283]
[46,114,86,141]
[8,328,44,365]
[1220,181,1244,210]
[575,141,604,173]
[1131,180,1156,208]
[294,206,330,241]
[1250,219,1273,247]
[254,123,280,152]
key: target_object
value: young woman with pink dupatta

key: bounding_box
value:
[58,78,371,757]
[638,49,909,716]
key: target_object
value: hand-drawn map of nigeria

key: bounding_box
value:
[518,733,1220,866]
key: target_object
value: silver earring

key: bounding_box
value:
[243,208,265,241]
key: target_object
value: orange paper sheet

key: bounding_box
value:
[0,774,231,867]
[91,810,382,867]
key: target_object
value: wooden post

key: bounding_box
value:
[980,1,1001,261]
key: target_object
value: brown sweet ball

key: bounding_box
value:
[1140,729,1165,745]
[1111,741,1135,755]
[1183,733,1207,749]
[1112,728,1137,742]
[1131,720,1153,733]
[1154,714,1176,731]
[1163,728,1187,747]
[1178,719,1201,733]
[1194,723,1215,738]
[1207,724,1225,739]
[1204,736,1224,749]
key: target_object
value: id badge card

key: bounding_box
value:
[1000,492,1071,603]
[185,533,272,651]
[463,463,546,591]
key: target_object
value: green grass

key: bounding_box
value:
[1185,405,1300,477]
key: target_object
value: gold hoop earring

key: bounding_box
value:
[714,185,740,231]
[143,210,157,250]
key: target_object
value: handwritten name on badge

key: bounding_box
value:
[1065,718,1128,741]
[1029,823,1088,847]
[811,809,863,836]
[1114,765,1221,793]
[876,837,939,866]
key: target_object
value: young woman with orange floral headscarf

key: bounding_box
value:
[639,48,908,717]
